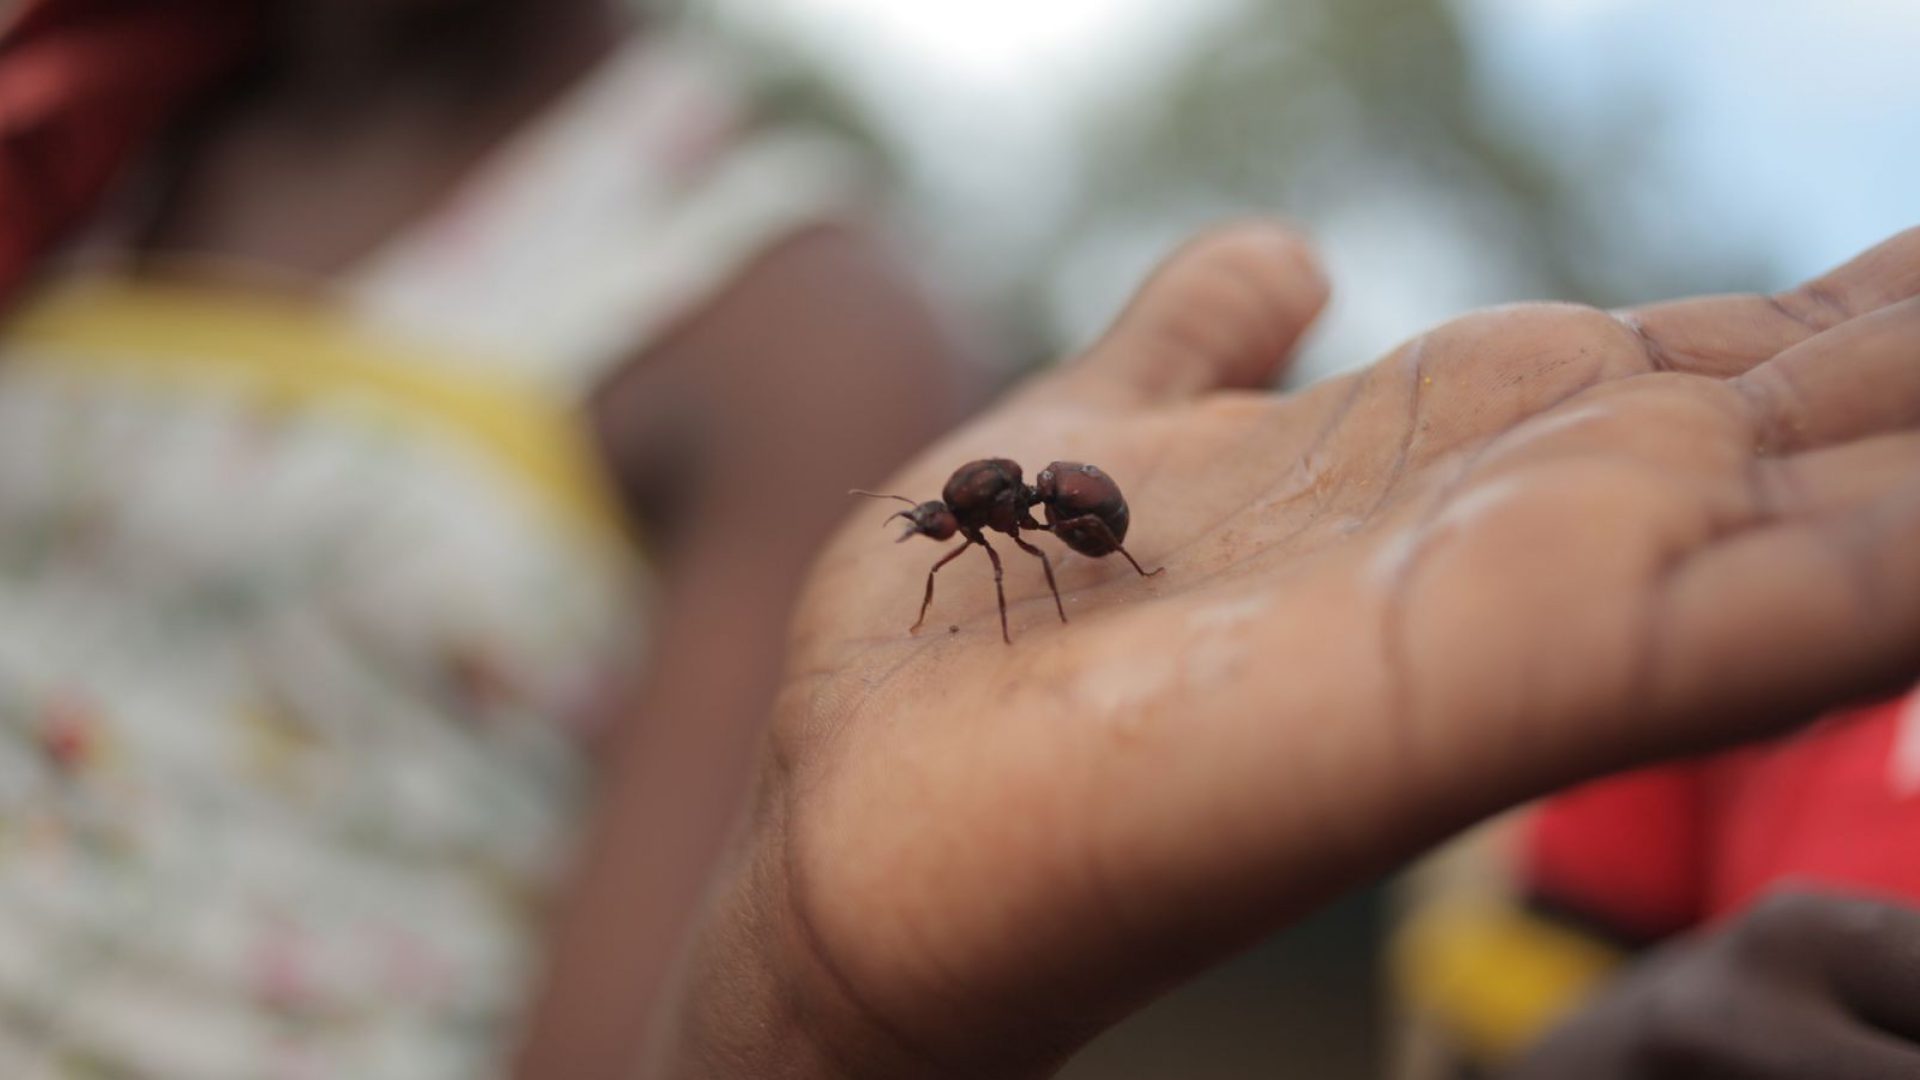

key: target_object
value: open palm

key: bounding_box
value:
[685,226,1920,1078]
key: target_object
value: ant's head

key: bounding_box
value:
[850,491,959,542]
[891,500,959,542]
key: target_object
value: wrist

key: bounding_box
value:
[654,815,937,1080]
[653,829,826,1079]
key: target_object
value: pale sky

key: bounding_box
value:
[708,0,1920,368]
[1457,0,1920,280]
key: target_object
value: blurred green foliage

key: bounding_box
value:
[694,0,1773,365]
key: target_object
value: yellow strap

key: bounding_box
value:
[5,276,632,556]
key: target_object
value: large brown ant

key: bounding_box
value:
[853,458,1162,643]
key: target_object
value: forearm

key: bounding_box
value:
[654,829,846,1080]
[517,551,794,1080]
[533,222,967,1079]
[656,793,1076,1080]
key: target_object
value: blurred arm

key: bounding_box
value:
[514,225,972,1080]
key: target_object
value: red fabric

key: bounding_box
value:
[1527,761,1707,940]
[0,0,254,303]
[1526,687,1920,939]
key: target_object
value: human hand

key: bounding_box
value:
[1510,891,1920,1079]
[668,224,1920,1078]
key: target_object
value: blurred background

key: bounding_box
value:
[695,0,1920,383]
[675,1,1920,1076]
[3,2,1913,1077]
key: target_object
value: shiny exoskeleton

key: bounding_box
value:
[852,458,1163,643]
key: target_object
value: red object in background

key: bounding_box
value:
[1527,759,1708,941]
[38,691,98,772]
[0,0,254,303]
[1527,688,1920,940]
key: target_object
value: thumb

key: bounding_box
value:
[1060,220,1329,408]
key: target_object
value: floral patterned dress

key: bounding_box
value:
[0,36,857,1080]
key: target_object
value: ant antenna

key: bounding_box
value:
[851,489,923,531]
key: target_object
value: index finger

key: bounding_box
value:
[1616,226,1920,377]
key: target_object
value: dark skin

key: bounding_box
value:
[1510,892,1920,1079]
[658,224,1920,1078]
[120,4,967,1079]
[142,0,626,271]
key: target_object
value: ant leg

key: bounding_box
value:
[1009,531,1068,623]
[1111,543,1165,578]
[1058,515,1166,577]
[912,541,973,632]
[974,535,1012,644]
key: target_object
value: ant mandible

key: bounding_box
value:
[853,458,1163,644]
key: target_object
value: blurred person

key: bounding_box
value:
[1394,688,1920,1080]
[0,1,961,1077]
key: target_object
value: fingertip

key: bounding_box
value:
[1181,219,1331,305]
[1072,219,1331,406]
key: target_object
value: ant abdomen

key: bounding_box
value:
[1034,461,1129,557]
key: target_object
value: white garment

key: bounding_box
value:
[0,34,860,1080]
